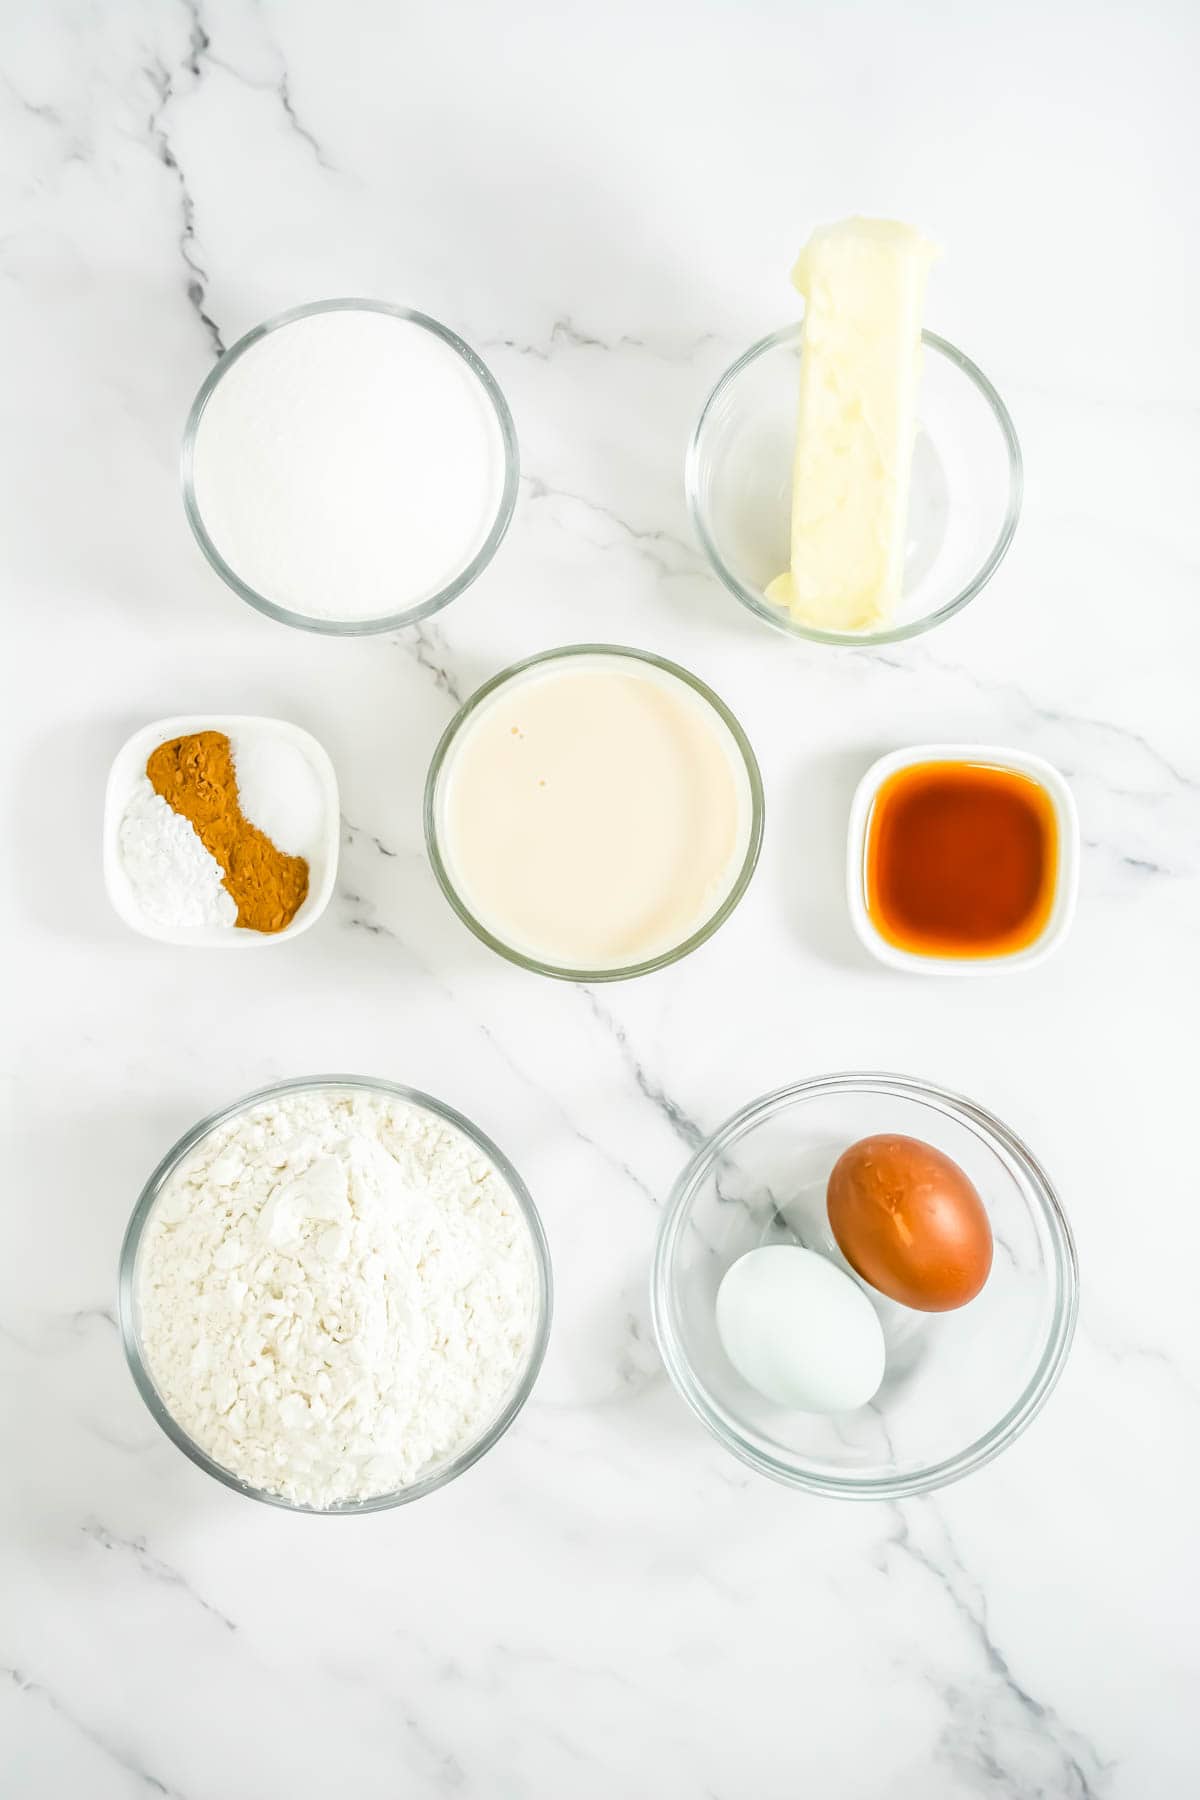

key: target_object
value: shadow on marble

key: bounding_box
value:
[8,720,136,941]
[779,747,885,972]
[1,1099,243,1551]
[670,561,778,643]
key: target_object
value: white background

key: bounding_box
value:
[2,2,1197,1795]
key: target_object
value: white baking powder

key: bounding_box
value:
[190,308,506,622]
[137,1089,538,1507]
[119,778,236,929]
[228,730,324,858]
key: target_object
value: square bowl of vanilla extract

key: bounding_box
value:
[846,744,1079,975]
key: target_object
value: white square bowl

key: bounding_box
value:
[103,715,340,947]
[846,744,1079,976]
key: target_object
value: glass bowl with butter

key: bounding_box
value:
[687,325,1022,647]
[652,1073,1077,1500]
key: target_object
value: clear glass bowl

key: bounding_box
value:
[424,645,765,982]
[686,326,1022,647]
[118,1076,553,1512]
[651,1073,1077,1499]
[181,300,520,636]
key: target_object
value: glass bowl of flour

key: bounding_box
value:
[119,1077,552,1511]
[181,300,520,634]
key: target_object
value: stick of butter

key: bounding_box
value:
[767,217,938,633]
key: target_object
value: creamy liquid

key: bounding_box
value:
[437,656,755,970]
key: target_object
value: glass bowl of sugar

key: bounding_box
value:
[181,300,520,635]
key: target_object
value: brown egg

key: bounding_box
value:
[827,1134,993,1312]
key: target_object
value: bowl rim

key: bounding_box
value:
[423,643,766,982]
[180,298,521,637]
[118,1074,553,1512]
[685,324,1023,648]
[650,1070,1078,1499]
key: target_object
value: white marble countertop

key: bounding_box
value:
[3,2,1198,1794]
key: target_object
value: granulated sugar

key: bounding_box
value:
[228,730,325,859]
[189,307,506,622]
[136,1087,538,1507]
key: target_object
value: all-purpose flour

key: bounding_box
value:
[137,1088,538,1507]
[189,307,506,622]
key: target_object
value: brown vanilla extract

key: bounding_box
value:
[865,760,1058,958]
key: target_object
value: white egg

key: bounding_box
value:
[715,1245,886,1413]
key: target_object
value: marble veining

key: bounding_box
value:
[3,0,1198,1795]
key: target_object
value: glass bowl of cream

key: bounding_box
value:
[424,645,765,980]
[181,299,520,635]
[652,1072,1077,1500]
[687,326,1022,647]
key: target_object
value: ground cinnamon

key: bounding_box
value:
[146,731,309,933]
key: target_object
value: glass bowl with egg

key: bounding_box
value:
[651,1072,1077,1499]
[686,325,1022,647]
